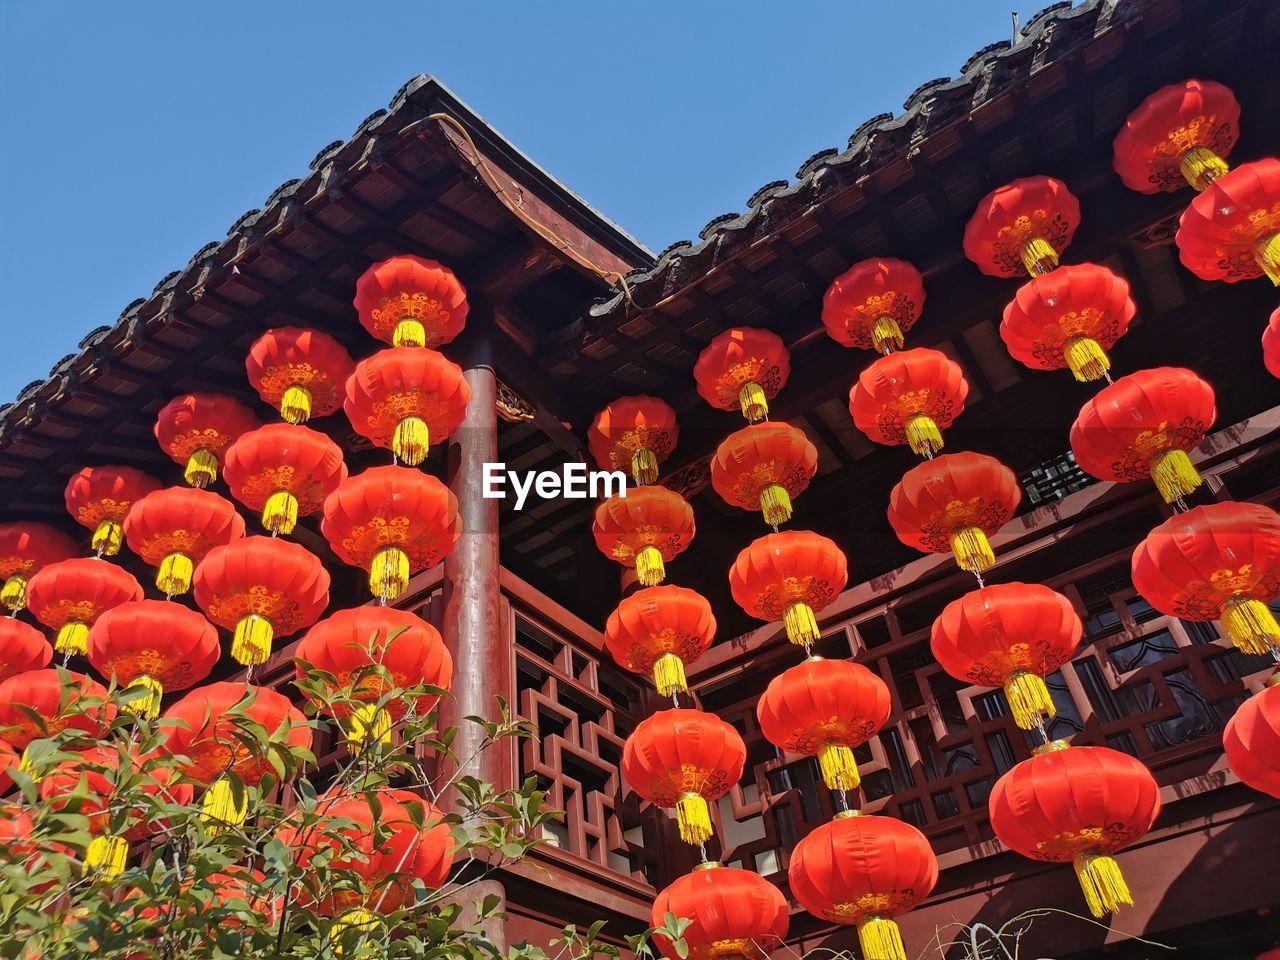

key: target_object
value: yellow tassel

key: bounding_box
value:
[631,447,658,485]
[760,484,793,525]
[1149,448,1202,503]
[85,835,129,877]
[674,791,712,845]
[871,316,904,354]
[156,552,194,596]
[122,675,164,720]
[18,746,43,782]
[904,414,943,457]
[347,704,392,749]
[857,916,907,960]
[1063,335,1111,382]
[783,601,819,646]
[332,908,378,954]
[1179,146,1229,192]
[92,519,123,557]
[1074,853,1133,919]
[634,545,665,586]
[1019,236,1059,277]
[1004,671,1056,730]
[201,777,248,830]
[950,526,995,574]
[1220,596,1280,655]
[1,574,28,613]
[280,384,313,424]
[1256,233,1280,286]
[232,614,273,666]
[262,490,299,535]
[817,743,860,790]
[738,381,769,422]
[54,621,89,657]
[392,415,430,466]
[184,448,218,488]
[652,653,688,697]
[393,317,426,348]
[369,546,410,601]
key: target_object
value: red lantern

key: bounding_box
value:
[621,708,746,845]
[1264,307,1280,379]
[931,583,1081,731]
[0,522,78,613]
[87,599,220,719]
[1131,501,1280,656]
[63,466,163,557]
[1070,367,1216,504]
[1177,158,1280,284]
[245,326,355,424]
[789,812,938,960]
[711,422,818,525]
[693,328,791,421]
[25,557,144,657]
[322,466,462,601]
[154,393,261,487]
[963,176,1081,278]
[651,864,788,960]
[588,395,680,485]
[1001,263,1137,382]
[729,530,848,646]
[280,788,453,940]
[0,741,17,794]
[1113,79,1240,193]
[193,535,330,666]
[0,619,51,681]
[40,745,190,877]
[353,255,469,347]
[296,606,453,748]
[344,347,471,466]
[122,487,246,595]
[1224,682,1280,799]
[223,423,347,535]
[757,658,890,791]
[162,681,311,827]
[821,258,926,353]
[0,669,112,776]
[849,348,969,456]
[127,867,274,934]
[603,585,716,697]
[989,743,1161,918]
[592,486,695,587]
[887,452,1021,574]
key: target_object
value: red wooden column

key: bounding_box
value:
[442,310,513,792]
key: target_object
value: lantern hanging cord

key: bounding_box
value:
[1032,712,1051,746]
[402,113,635,309]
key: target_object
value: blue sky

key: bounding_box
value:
[1,0,1052,400]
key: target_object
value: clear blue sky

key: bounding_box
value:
[1,0,1050,401]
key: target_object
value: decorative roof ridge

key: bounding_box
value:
[586,0,1129,322]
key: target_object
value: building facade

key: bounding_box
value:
[3,0,1280,955]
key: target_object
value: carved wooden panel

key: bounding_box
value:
[692,484,1280,883]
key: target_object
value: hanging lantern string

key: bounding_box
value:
[1032,711,1051,747]
[1173,496,1191,514]
[698,842,709,864]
